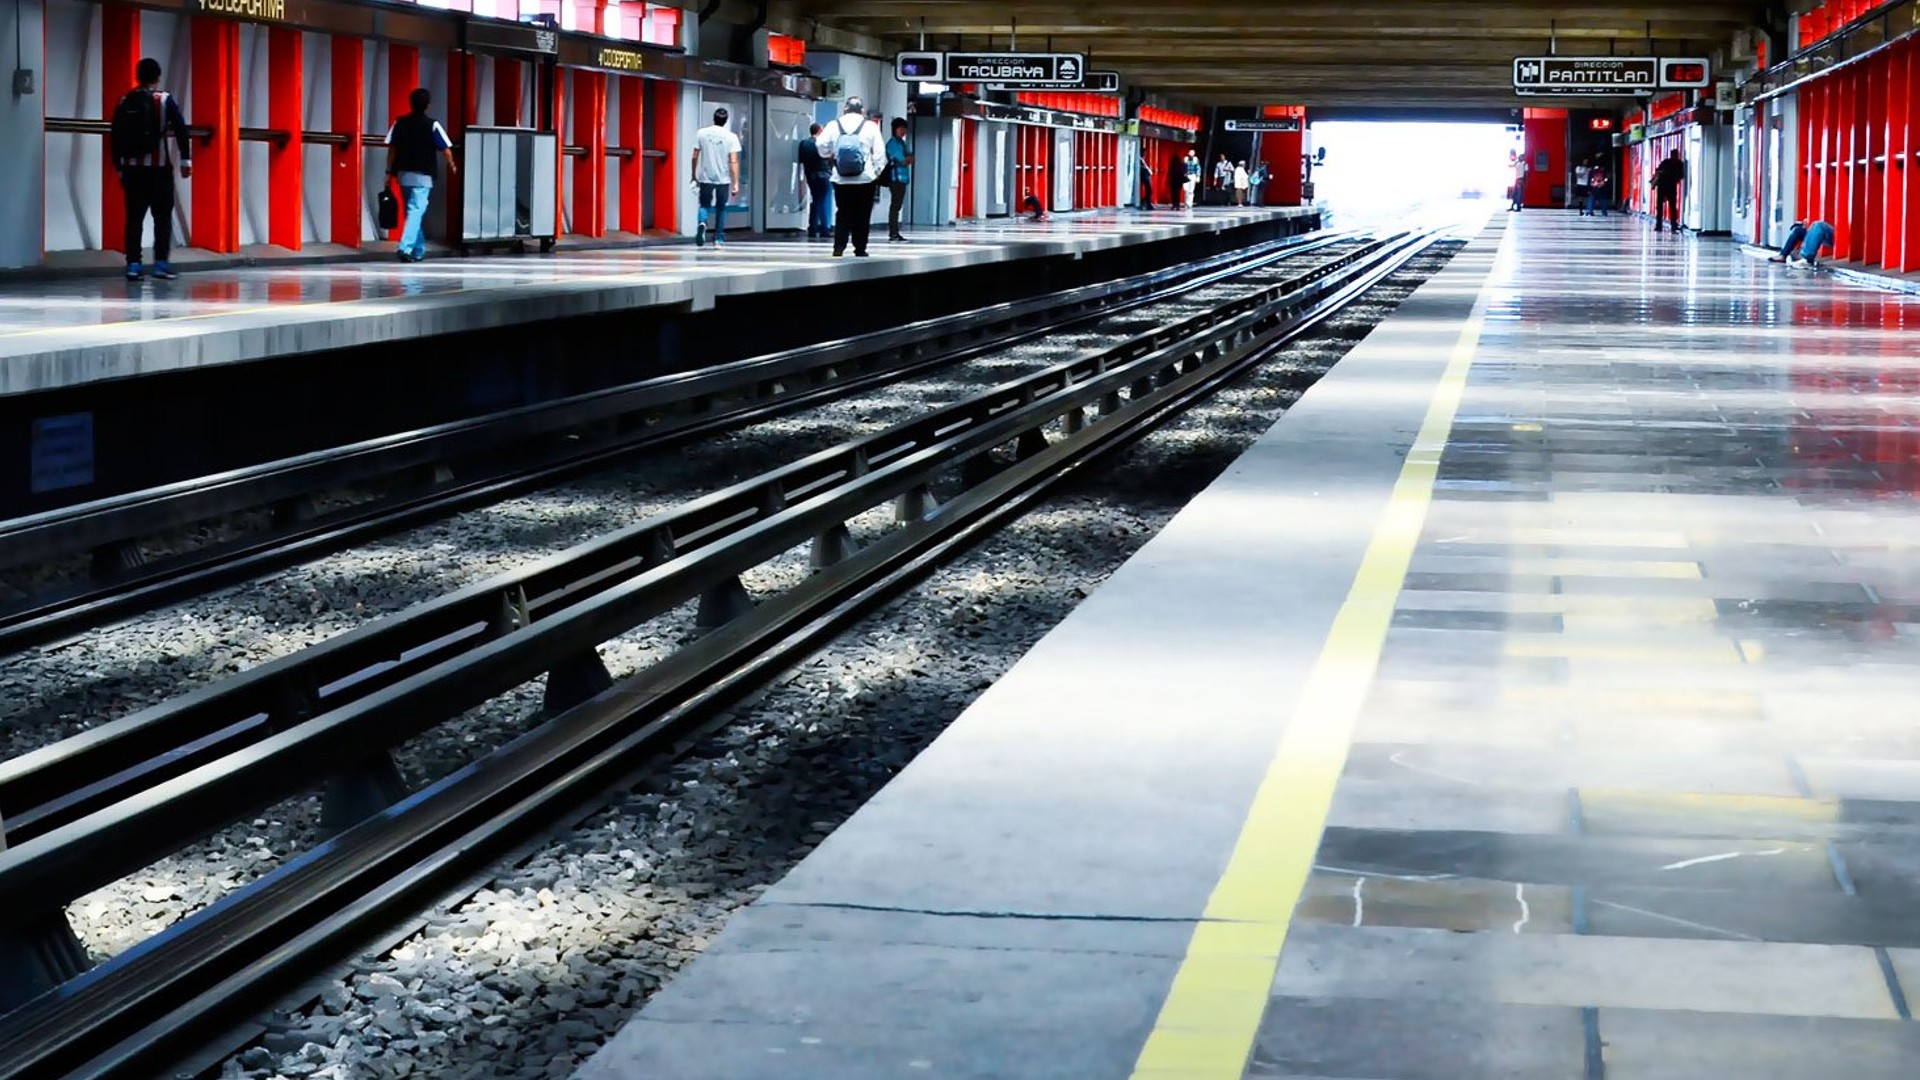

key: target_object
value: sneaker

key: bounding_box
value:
[1787,256,1811,269]
[832,250,846,258]
[1768,255,1787,263]
[150,263,177,280]
[854,250,870,258]
[124,262,142,281]
[888,234,907,243]
[695,222,707,247]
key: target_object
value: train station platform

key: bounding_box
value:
[577,211,1920,1079]
[0,208,1312,399]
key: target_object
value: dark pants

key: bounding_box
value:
[806,176,831,236]
[833,181,876,254]
[1655,187,1680,231]
[886,181,907,238]
[122,167,175,264]
[697,182,730,241]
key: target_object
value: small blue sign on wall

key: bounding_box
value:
[31,412,95,494]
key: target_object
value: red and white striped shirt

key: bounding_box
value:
[116,90,192,170]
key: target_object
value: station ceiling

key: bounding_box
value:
[770,1,1775,107]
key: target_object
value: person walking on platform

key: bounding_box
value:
[885,118,914,242]
[1183,151,1201,208]
[690,107,741,247]
[1232,161,1250,206]
[1139,156,1155,209]
[1212,154,1233,204]
[799,122,832,239]
[1651,149,1687,233]
[1586,162,1611,217]
[110,57,192,281]
[384,88,457,264]
[818,97,886,257]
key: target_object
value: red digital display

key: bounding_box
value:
[1589,117,1616,131]
[1663,62,1709,86]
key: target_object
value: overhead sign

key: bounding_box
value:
[895,52,944,82]
[946,52,1086,86]
[1225,118,1301,132]
[1513,57,1657,95]
[993,68,1119,93]
[1512,56,1713,95]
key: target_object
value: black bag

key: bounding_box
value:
[110,89,162,161]
[377,186,400,231]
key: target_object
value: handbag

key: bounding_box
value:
[377,183,400,231]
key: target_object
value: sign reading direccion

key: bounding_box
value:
[1512,56,1712,95]
[896,51,1088,87]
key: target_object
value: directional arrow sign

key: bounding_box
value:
[945,52,1088,87]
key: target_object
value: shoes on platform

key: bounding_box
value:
[124,262,142,281]
[150,263,177,280]
[695,222,707,247]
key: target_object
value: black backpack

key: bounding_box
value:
[111,89,163,160]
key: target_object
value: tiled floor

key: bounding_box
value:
[1250,215,1920,1077]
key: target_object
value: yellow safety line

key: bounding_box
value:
[1129,236,1502,1080]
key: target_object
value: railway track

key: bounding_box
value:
[0,230,1353,656]
[0,226,1444,1079]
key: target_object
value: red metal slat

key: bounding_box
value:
[100,4,139,255]
[495,57,523,126]
[649,78,677,231]
[617,75,643,233]
[191,18,241,254]
[267,27,303,251]
[1883,38,1908,270]
[1903,39,1920,273]
[570,70,606,237]
[387,44,420,244]
[329,36,364,246]
[1864,51,1887,267]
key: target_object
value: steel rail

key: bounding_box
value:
[0,232,1353,656]
[0,236,1365,846]
[0,230,1443,1079]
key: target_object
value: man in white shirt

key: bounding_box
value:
[816,97,887,257]
[690,107,741,247]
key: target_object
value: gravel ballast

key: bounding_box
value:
[169,245,1460,1080]
[15,254,1345,975]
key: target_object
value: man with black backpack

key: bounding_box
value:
[110,57,192,282]
[385,88,457,263]
[815,97,886,258]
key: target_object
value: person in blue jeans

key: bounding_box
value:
[385,88,457,263]
[1770,220,1835,268]
[885,117,913,242]
[1584,164,1610,217]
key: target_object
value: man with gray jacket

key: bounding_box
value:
[817,97,887,257]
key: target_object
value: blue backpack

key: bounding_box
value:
[833,117,868,178]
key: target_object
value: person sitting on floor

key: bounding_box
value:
[1022,190,1047,222]
[1771,220,1835,269]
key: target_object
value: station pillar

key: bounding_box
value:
[387,45,420,243]
[100,5,139,254]
[617,75,644,233]
[1258,105,1305,205]
[190,18,242,253]
[267,27,304,251]
[330,37,365,247]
